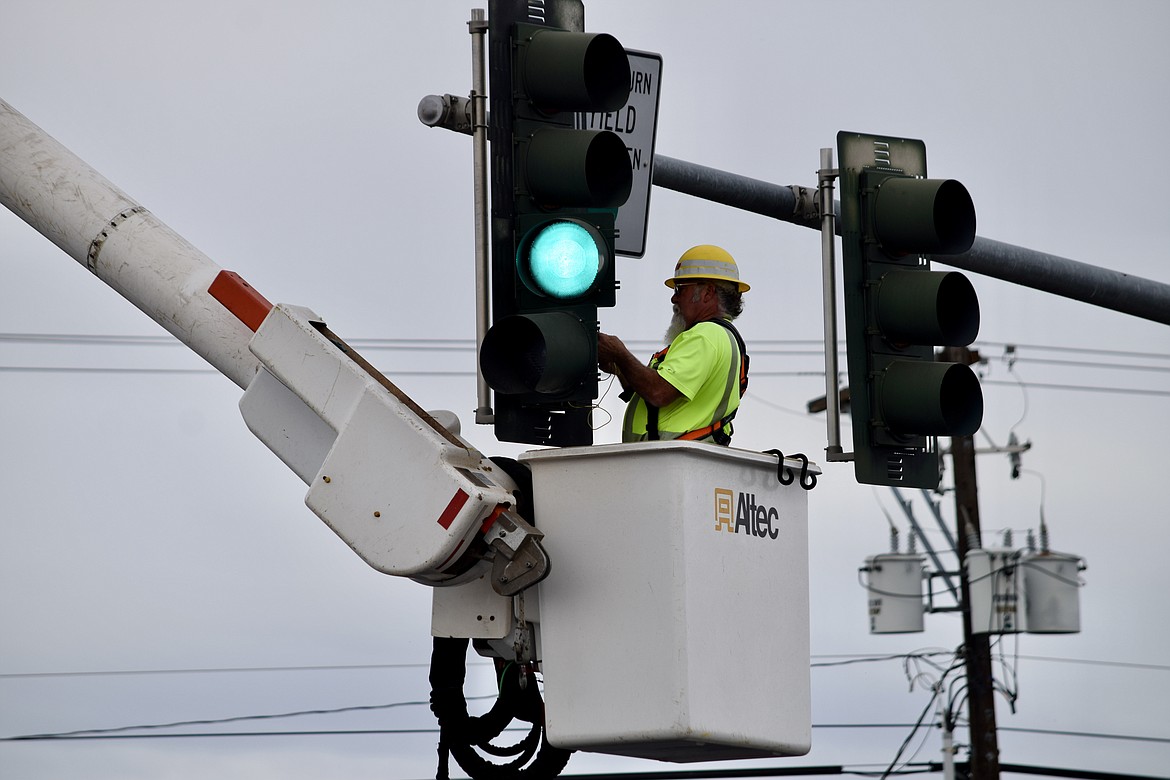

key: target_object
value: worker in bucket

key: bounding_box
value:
[598,244,750,445]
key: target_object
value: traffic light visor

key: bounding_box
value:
[875,270,980,347]
[525,128,633,208]
[879,360,984,437]
[872,177,976,255]
[480,311,594,396]
[522,29,631,113]
[518,219,606,300]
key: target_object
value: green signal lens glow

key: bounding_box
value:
[524,220,602,299]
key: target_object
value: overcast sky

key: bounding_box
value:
[2,1,1169,778]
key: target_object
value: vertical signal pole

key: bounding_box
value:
[946,345,1000,780]
[818,147,845,460]
[469,9,494,424]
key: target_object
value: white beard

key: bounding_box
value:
[664,307,687,344]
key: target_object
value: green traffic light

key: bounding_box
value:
[519,219,605,300]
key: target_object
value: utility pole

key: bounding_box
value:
[944,345,1000,780]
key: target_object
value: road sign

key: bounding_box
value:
[576,49,661,258]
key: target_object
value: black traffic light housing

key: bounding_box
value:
[837,132,983,488]
[483,0,632,446]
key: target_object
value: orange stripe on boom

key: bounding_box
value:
[437,490,470,530]
[208,270,274,332]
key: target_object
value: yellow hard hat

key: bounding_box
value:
[665,245,750,292]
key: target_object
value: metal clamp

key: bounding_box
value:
[486,507,551,596]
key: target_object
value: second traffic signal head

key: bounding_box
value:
[837,132,983,488]
[862,173,983,440]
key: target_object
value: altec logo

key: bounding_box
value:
[714,488,780,540]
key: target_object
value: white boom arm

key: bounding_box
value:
[0,97,548,595]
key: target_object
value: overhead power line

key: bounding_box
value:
[3,333,1167,396]
[3,717,1167,780]
[976,340,1170,362]
[6,652,1166,680]
[998,726,1170,745]
[0,365,473,377]
[0,366,217,375]
[8,699,439,740]
[1004,356,1170,374]
[572,765,1170,780]
[979,379,1170,397]
[3,367,1166,399]
[18,723,1167,745]
[2,721,925,743]
[1013,654,1170,672]
[0,661,435,679]
[3,333,1168,361]
[557,764,1170,780]
[6,709,1165,749]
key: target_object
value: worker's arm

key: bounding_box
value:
[598,332,683,408]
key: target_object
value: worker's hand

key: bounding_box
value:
[597,332,625,374]
[597,331,680,407]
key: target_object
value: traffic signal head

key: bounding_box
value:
[837,132,983,488]
[484,0,633,447]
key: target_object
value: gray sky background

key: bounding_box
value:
[2,1,1168,778]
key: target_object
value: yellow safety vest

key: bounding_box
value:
[621,319,748,444]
